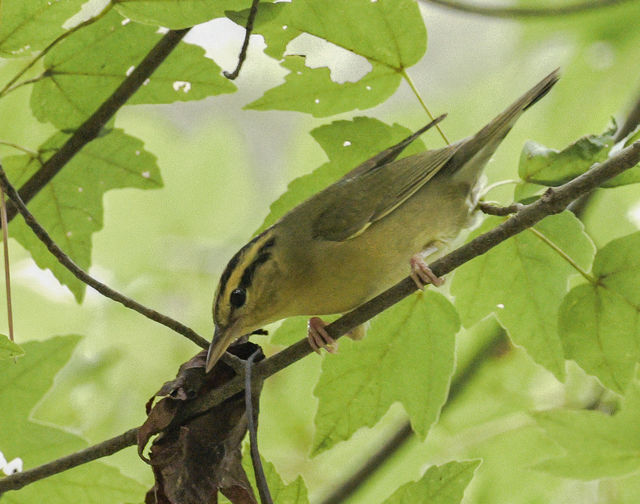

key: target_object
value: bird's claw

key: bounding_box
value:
[307,317,338,354]
[410,255,444,290]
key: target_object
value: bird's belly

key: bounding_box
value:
[286,179,473,316]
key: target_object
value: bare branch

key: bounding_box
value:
[224,0,260,80]
[4,28,190,224]
[0,429,138,493]
[421,0,632,18]
[2,140,639,495]
[0,166,209,349]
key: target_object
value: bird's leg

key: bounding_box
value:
[410,254,444,290]
[307,317,337,354]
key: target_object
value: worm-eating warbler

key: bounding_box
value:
[206,70,559,372]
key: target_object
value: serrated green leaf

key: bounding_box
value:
[312,292,459,455]
[229,0,426,69]
[383,460,480,504]
[559,231,640,392]
[5,128,162,301]
[257,117,426,232]
[246,55,401,117]
[31,9,235,129]
[115,0,253,29]
[518,127,616,186]
[239,450,309,504]
[0,335,24,360]
[0,0,86,57]
[518,123,640,188]
[0,336,145,503]
[533,381,640,480]
[451,212,595,380]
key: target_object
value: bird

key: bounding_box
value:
[205,69,560,372]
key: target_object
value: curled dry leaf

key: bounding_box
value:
[139,342,264,504]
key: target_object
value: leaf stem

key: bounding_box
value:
[0,141,38,157]
[528,226,597,284]
[401,69,450,145]
[0,189,13,343]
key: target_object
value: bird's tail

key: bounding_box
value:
[443,68,560,183]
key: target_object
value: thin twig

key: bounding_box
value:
[320,327,507,504]
[477,201,524,216]
[4,28,190,224]
[421,0,632,18]
[0,166,208,349]
[0,189,13,342]
[223,0,260,80]
[246,350,272,504]
[1,140,639,494]
[401,69,450,145]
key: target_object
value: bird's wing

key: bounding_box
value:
[342,115,447,181]
[311,143,459,242]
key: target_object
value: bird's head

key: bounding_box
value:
[206,229,282,372]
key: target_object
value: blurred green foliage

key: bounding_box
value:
[0,0,640,502]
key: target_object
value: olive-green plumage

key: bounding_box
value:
[206,69,560,371]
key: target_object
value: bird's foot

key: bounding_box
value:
[307,317,338,354]
[410,254,444,290]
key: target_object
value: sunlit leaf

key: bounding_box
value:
[115,0,253,29]
[383,460,480,504]
[0,0,86,56]
[240,451,309,504]
[518,125,616,186]
[228,0,426,68]
[31,10,235,129]
[5,129,162,301]
[559,231,640,392]
[0,335,24,360]
[312,292,459,454]
[452,212,595,379]
[246,55,401,117]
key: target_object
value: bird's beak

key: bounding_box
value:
[205,323,238,373]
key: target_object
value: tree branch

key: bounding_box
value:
[421,0,632,18]
[1,140,639,495]
[4,28,190,223]
[0,429,138,493]
[0,166,209,349]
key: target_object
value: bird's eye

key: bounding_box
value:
[229,288,246,308]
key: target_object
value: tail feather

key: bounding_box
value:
[443,68,560,182]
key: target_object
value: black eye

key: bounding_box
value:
[229,288,246,308]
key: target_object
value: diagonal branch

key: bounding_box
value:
[4,28,190,224]
[1,140,639,495]
[0,166,209,349]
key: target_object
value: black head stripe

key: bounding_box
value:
[216,232,276,311]
[240,237,276,289]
